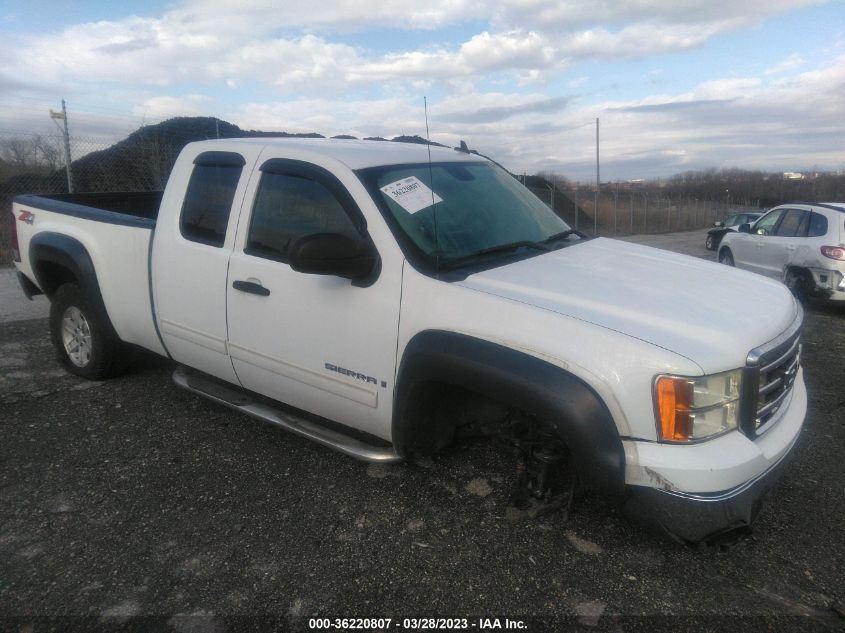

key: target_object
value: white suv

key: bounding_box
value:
[719,202,845,301]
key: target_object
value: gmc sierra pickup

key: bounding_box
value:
[11,138,807,543]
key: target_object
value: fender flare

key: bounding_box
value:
[393,330,626,495]
[29,232,120,341]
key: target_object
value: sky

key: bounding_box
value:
[0,0,843,181]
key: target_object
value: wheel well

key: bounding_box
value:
[784,265,811,280]
[784,266,817,297]
[400,380,511,456]
[394,330,626,495]
[34,261,78,297]
[29,232,121,342]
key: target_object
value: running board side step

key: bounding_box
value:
[172,366,401,463]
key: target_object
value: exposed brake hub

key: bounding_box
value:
[506,415,577,519]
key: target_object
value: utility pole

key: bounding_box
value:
[594,117,599,235]
[49,99,73,193]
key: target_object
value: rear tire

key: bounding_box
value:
[49,283,128,379]
[718,248,734,266]
[705,234,716,250]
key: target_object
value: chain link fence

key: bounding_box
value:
[525,181,761,237]
[1,130,180,264]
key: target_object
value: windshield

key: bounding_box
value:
[358,161,574,269]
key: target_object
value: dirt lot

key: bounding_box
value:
[1,230,843,632]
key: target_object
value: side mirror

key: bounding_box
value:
[714,221,724,227]
[289,233,377,280]
[738,223,752,234]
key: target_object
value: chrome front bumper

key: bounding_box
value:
[624,429,800,543]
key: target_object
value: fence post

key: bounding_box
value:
[574,185,579,230]
[594,182,598,236]
[678,196,682,229]
[613,183,618,235]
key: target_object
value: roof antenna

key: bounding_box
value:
[424,96,440,276]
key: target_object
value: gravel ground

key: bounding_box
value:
[1,230,843,632]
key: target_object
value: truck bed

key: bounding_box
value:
[13,190,167,357]
[14,191,162,227]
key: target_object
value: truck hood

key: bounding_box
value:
[456,238,798,373]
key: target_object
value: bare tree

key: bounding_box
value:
[0,134,63,171]
[33,135,62,170]
[0,137,37,165]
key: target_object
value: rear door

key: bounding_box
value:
[225,158,402,441]
[152,147,260,382]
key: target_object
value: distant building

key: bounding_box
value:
[782,172,805,180]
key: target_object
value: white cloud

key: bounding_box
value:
[2,0,827,94]
[171,0,488,34]
[1,0,842,179]
[491,0,823,31]
[765,53,806,74]
[558,23,720,59]
[218,51,844,179]
[137,95,212,118]
[236,98,424,138]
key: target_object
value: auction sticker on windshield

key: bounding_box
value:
[380,176,443,214]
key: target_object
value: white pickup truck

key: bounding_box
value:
[11,138,807,543]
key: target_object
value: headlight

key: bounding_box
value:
[654,369,742,442]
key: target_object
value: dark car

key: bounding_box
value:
[705,212,764,250]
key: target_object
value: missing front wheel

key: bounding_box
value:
[504,414,578,519]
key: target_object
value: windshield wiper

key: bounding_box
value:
[439,240,548,270]
[539,229,584,245]
[474,240,549,256]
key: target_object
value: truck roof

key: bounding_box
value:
[184,137,488,170]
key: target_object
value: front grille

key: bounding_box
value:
[740,306,803,437]
[756,338,801,430]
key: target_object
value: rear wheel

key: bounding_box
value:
[718,248,734,266]
[49,283,128,379]
[705,234,716,250]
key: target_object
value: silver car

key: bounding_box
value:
[719,202,845,301]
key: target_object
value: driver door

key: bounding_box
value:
[225,159,402,441]
[730,208,784,275]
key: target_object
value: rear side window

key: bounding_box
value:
[246,173,360,263]
[807,212,827,238]
[180,153,245,247]
[775,209,806,237]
